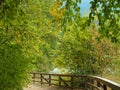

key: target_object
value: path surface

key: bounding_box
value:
[24,85,59,90]
[24,84,82,90]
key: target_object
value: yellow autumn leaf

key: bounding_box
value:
[49,1,65,20]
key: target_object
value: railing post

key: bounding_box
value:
[97,81,101,89]
[71,76,73,89]
[84,77,88,89]
[91,79,94,90]
[49,74,51,86]
[40,74,43,86]
[59,76,61,86]
[103,84,107,90]
[33,73,35,84]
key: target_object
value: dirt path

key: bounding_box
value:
[24,84,82,90]
[24,84,69,90]
[24,84,52,90]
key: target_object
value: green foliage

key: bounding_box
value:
[50,0,119,76]
[25,0,57,72]
[89,0,120,22]
[0,0,120,89]
[0,44,30,90]
[0,0,43,89]
[88,0,120,42]
[57,0,120,42]
[0,0,31,89]
[54,22,118,75]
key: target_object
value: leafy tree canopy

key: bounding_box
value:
[56,0,120,42]
[0,0,120,89]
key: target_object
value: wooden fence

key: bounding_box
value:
[30,72,120,90]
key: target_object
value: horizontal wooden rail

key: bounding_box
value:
[31,72,87,89]
[87,76,120,90]
[30,72,120,90]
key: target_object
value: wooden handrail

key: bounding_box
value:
[87,76,120,90]
[30,72,120,90]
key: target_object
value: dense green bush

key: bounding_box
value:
[54,23,118,75]
[0,44,30,90]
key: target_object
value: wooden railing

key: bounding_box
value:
[87,76,120,90]
[30,72,120,90]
